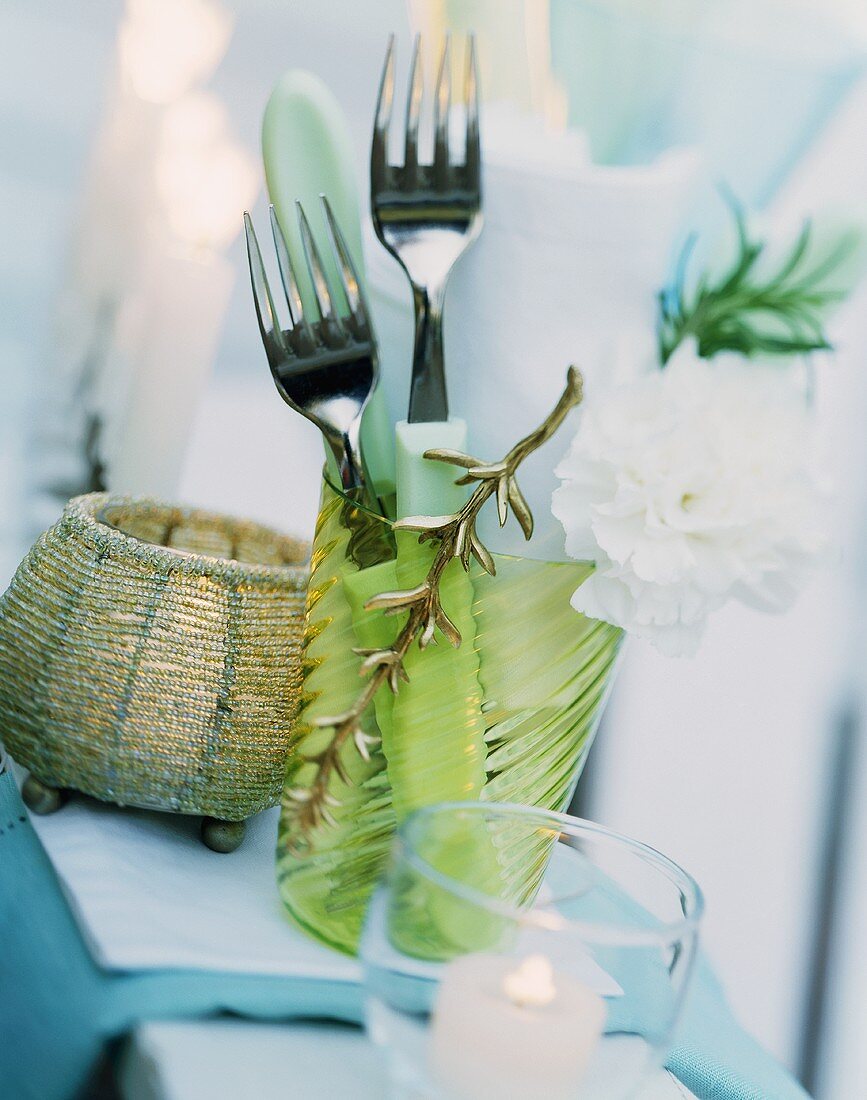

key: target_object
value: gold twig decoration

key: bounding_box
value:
[287,367,584,839]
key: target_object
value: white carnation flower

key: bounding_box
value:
[551,342,828,657]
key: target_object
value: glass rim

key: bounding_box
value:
[396,801,704,947]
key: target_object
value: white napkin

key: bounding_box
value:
[367,110,700,557]
[18,763,357,982]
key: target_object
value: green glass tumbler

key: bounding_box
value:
[277,478,623,954]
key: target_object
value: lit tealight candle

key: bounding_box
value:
[430,952,607,1100]
[100,91,258,500]
[502,954,558,1007]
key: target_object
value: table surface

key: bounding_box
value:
[120,1020,697,1100]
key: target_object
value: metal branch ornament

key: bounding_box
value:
[286,367,584,840]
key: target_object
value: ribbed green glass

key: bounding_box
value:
[277,480,623,955]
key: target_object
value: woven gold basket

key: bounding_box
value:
[0,493,310,851]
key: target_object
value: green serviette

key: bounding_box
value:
[391,417,486,821]
[389,531,486,822]
[387,419,503,957]
[343,560,400,757]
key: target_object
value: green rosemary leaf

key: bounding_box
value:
[772,220,812,284]
[659,200,859,366]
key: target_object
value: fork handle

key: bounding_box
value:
[327,425,368,496]
[327,423,388,518]
[407,281,448,424]
[326,427,394,568]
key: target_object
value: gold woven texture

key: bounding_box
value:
[0,493,310,820]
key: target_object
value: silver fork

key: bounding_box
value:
[371,34,483,423]
[244,196,380,511]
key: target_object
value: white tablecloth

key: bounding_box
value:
[120,1020,698,1100]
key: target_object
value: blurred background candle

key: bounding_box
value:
[101,92,257,498]
[31,0,245,523]
[409,0,568,126]
[101,242,234,499]
[430,953,606,1100]
[118,0,232,105]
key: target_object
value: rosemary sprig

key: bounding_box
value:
[659,203,856,365]
[285,367,584,843]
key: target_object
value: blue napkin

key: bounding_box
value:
[0,766,362,1100]
[669,957,811,1100]
[0,765,809,1100]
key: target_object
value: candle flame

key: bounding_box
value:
[503,954,556,1009]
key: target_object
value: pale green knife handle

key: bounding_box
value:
[262,70,394,495]
[395,418,468,518]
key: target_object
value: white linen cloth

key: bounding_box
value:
[120,1020,698,1100]
[16,760,356,981]
[367,109,701,557]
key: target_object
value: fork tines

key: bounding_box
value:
[243,197,371,355]
[371,33,480,191]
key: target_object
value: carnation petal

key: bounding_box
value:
[551,351,827,657]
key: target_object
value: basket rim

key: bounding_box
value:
[60,492,310,585]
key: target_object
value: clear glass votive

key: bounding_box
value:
[361,802,703,1100]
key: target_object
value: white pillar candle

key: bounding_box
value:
[430,953,606,1100]
[103,239,233,500]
